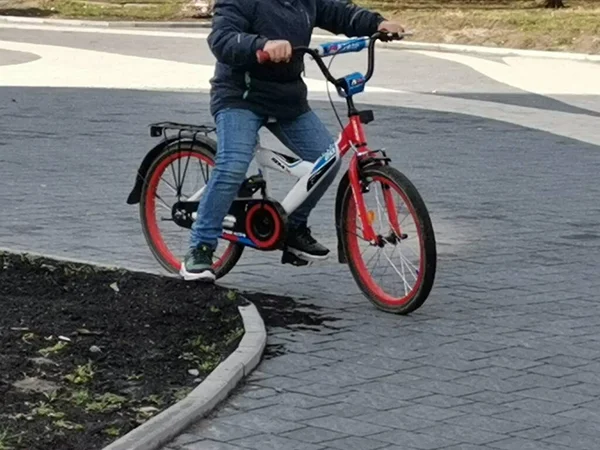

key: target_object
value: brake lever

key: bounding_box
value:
[378,31,413,42]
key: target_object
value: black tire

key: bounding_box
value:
[340,164,436,314]
[139,142,244,279]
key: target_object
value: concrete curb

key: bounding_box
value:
[0,247,267,450]
[102,302,266,450]
[1,15,599,62]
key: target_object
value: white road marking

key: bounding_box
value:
[0,40,402,93]
[414,50,600,96]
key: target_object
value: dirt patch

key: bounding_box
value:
[0,251,246,450]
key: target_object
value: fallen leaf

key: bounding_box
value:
[58,335,71,342]
[188,369,200,377]
[110,282,120,292]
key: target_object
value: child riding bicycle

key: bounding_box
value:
[181,0,404,281]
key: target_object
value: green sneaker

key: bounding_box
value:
[180,244,216,282]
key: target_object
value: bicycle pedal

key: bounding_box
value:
[281,251,311,267]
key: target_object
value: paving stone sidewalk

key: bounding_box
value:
[2,87,600,450]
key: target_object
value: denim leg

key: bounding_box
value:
[190,108,263,249]
[268,110,340,228]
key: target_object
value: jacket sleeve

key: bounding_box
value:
[315,0,386,37]
[207,0,269,67]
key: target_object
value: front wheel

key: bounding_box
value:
[340,165,436,314]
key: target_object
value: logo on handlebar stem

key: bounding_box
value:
[318,38,368,58]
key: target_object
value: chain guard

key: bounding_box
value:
[171,198,287,250]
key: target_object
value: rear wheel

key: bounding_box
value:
[139,142,244,279]
[340,165,436,314]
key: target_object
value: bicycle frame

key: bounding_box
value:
[187,32,406,245]
[254,32,407,244]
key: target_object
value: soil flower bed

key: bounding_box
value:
[0,251,245,450]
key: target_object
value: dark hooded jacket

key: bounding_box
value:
[207,0,385,120]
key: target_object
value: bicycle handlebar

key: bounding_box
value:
[256,31,410,89]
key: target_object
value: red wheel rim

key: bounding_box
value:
[245,203,282,249]
[346,176,425,307]
[144,151,235,271]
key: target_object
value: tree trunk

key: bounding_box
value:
[544,0,565,8]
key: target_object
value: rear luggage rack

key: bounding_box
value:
[149,122,216,138]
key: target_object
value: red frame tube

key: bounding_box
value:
[338,116,378,242]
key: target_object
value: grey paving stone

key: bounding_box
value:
[393,403,466,422]
[276,392,341,409]
[226,396,280,412]
[325,436,389,450]
[308,402,379,419]
[229,433,324,450]
[370,429,461,449]
[564,371,600,385]
[342,354,423,372]
[506,373,578,390]
[465,391,524,405]
[492,409,577,429]
[510,427,558,440]
[289,368,371,388]
[488,437,572,450]
[559,419,600,437]
[326,391,410,411]
[182,440,245,450]
[252,404,329,422]
[354,409,437,431]
[513,387,594,405]
[420,423,506,445]
[502,398,577,415]
[414,394,473,408]
[188,420,262,442]
[467,366,523,380]
[402,366,466,381]
[452,375,525,394]
[542,431,600,449]
[321,362,396,380]
[483,356,544,371]
[410,379,483,397]
[287,382,349,397]
[445,414,532,434]
[219,412,305,434]
[252,376,308,391]
[238,387,280,399]
[456,402,511,417]
[281,426,347,444]
[541,355,593,368]
[442,445,493,450]
[558,406,600,422]
[169,433,204,449]
[354,381,432,401]
[302,415,391,437]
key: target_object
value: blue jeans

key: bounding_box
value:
[190,108,340,249]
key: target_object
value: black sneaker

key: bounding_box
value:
[180,244,216,282]
[284,225,330,261]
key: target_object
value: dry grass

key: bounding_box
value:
[1,0,599,53]
[0,0,192,21]
[359,0,600,53]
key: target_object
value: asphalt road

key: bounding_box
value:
[1,23,600,450]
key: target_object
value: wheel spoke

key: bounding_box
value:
[381,247,411,295]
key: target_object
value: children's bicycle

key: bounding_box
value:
[126,31,436,314]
